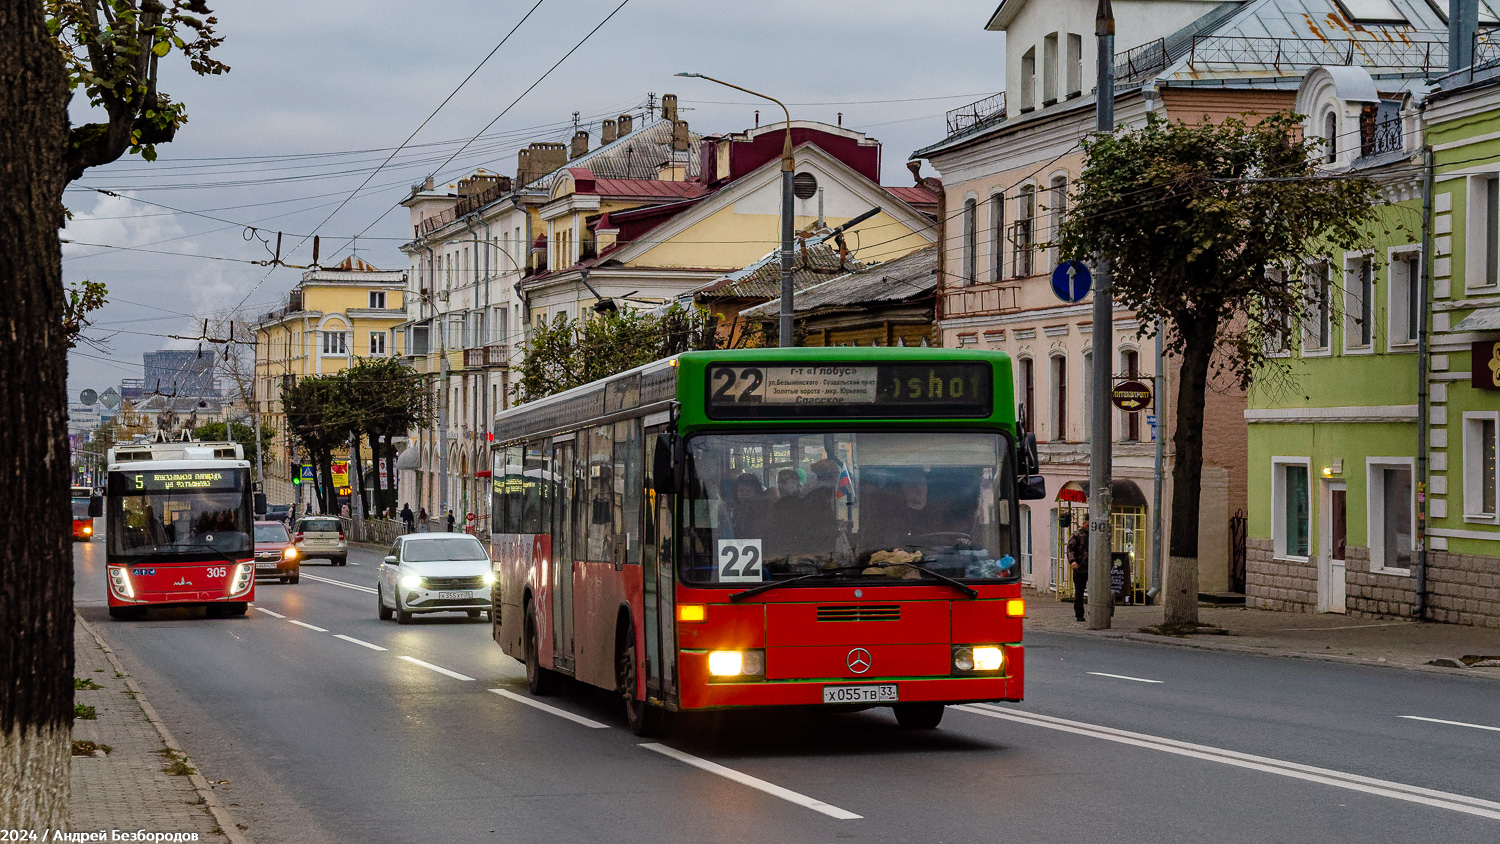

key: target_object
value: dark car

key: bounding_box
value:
[254,521,300,583]
[264,503,292,523]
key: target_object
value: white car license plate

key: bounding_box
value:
[822,684,898,704]
[438,591,470,600]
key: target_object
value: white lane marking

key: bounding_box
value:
[1401,715,1500,734]
[397,655,474,681]
[287,619,328,632]
[301,572,377,594]
[252,607,285,618]
[487,688,609,729]
[332,634,388,652]
[1087,671,1164,684]
[640,743,862,820]
[957,704,1500,821]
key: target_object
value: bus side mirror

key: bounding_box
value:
[89,495,104,518]
[651,433,677,494]
[1018,433,1039,476]
[1018,475,1047,500]
[254,492,268,517]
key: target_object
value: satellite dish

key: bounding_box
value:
[79,389,98,405]
[99,388,121,409]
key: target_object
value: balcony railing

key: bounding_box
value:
[945,92,1006,136]
[1181,35,1447,75]
[462,343,511,369]
[1360,111,1405,158]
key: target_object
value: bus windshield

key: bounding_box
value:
[681,431,1019,586]
[106,470,251,557]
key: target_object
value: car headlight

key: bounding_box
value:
[481,571,495,586]
[707,650,765,677]
[399,573,424,590]
[282,546,297,560]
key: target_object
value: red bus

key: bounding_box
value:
[490,348,1041,734]
[104,437,255,619]
[71,485,101,540]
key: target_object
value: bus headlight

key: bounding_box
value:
[399,573,424,591]
[708,650,764,677]
[954,646,1004,673]
[230,563,254,595]
[82,525,92,535]
[108,567,134,599]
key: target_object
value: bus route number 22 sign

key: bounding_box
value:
[717,539,764,583]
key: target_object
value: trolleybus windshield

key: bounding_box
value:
[680,431,1019,586]
[106,469,251,556]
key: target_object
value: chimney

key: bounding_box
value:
[594,212,619,253]
[661,93,678,122]
[671,120,690,152]
[617,113,633,136]
[516,142,568,185]
[570,130,590,160]
[601,119,618,145]
[423,175,434,191]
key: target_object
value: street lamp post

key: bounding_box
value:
[676,72,796,347]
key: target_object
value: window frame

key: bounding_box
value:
[1463,411,1500,523]
[369,330,387,357]
[1365,457,1415,575]
[1015,185,1035,278]
[961,196,978,286]
[1343,252,1375,354]
[1302,260,1333,357]
[1272,457,1313,562]
[1465,174,1500,291]
[1386,247,1421,350]
[321,329,349,357]
[988,191,1005,282]
[369,290,387,309]
[1049,352,1067,443]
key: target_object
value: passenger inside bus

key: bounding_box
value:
[728,473,772,539]
[860,468,977,557]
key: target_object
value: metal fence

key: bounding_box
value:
[945,92,1007,136]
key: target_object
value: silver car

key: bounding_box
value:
[294,516,347,566]
[377,533,494,624]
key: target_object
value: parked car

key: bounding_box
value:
[293,516,347,565]
[376,533,493,625]
[264,503,292,523]
[253,521,299,583]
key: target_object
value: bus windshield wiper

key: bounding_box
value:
[880,562,979,599]
[729,565,866,603]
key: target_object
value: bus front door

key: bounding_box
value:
[552,439,576,673]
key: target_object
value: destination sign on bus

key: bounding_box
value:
[111,470,245,493]
[707,362,992,419]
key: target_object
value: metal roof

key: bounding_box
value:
[695,237,864,303]
[526,118,702,191]
[740,245,937,318]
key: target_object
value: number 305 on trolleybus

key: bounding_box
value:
[490,348,1046,734]
[104,437,256,619]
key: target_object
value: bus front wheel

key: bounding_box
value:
[893,703,945,730]
[618,621,662,737]
[524,605,559,696]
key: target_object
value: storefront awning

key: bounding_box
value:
[394,446,420,471]
[1055,479,1149,508]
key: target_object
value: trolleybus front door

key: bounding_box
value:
[551,439,576,672]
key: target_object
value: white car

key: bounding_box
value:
[377,533,494,624]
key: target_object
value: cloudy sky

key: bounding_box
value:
[64,0,1004,396]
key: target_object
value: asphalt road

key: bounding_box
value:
[75,537,1500,844]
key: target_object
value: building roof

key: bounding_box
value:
[524,118,702,191]
[884,185,940,210]
[588,178,711,200]
[694,236,865,303]
[740,245,938,318]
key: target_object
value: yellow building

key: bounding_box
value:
[254,256,407,508]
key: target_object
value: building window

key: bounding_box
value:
[1019,357,1036,432]
[1324,111,1338,164]
[1020,47,1036,112]
[961,197,978,286]
[1344,254,1374,350]
[369,290,386,309]
[988,193,1005,282]
[1303,261,1331,353]
[1464,412,1499,520]
[322,331,348,356]
[1015,186,1035,277]
[1122,348,1141,442]
[1273,460,1312,559]
[1367,459,1413,573]
[1042,33,1058,105]
[1048,175,1068,266]
[369,331,387,356]
[1066,34,1083,98]
[1050,354,1067,441]
[1387,251,1420,347]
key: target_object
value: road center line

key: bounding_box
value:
[1400,715,1500,733]
[1087,671,1163,684]
[487,688,609,728]
[957,704,1500,821]
[640,743,862,820]
[333,634,388,651]
[251,607,285,618]
[301,572,377,594]
[397,655,474,681]
[287,619,328,632]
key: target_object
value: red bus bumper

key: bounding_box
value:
[677,645,1024,710]
[106,562,255,608]
[72,520,93,540]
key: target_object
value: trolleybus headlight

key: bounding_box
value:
[953,647,975,672]
[108,567,134,599]
[83,525,92,535]
[399,573,424,591]
[708,650,764,677]
[230,563,254,595]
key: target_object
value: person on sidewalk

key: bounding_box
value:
[446,510,456,533]
[417,506,429,531]
[1067,525,1090,622]
[400,503,415,534]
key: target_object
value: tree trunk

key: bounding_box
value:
[366,429,386,517]
[349,433,368,518]
[0,0,73,827]
[318,451,335,514]
[1164,322,1215,627]
[383,435,397,517]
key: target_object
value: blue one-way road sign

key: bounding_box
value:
[1051,260,1092,303]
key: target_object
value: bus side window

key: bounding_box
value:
[585,424,614,560]
[617,419,642,565]
[504,445,524,534]
[522,441,545,535]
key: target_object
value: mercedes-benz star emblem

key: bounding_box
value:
[846,648,872,674]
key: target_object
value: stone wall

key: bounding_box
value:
[1344,546,1417,619]
[1245,538,1318,613]
[1425,550,1500,628]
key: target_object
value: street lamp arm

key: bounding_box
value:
[675,73,793,170]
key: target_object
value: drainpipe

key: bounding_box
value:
[1415,144,1434,620]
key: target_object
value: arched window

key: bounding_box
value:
[989,193,1005,281]
[1018,356,1036,432]
[1016,186,1036,277]
[1324,111,1338,163]
[962,197,978,285]
[1049,175,1068,265]
[1050,353,1068,441]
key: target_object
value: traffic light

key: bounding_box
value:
[292,475,301,485]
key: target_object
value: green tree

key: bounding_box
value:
[342,358,431,518]
[4,0,225,828]
[191,420,274,473]
[62,278,106,348]
[1058,112,1383,627]
[516,305,723,402]
[281,376,350,514]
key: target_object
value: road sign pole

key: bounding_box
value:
[1088,0,1116,630]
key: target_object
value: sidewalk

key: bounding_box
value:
[1023,587,1500,676]
[71,613,250,843]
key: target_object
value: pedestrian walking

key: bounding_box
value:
[1067,524,1090,622]
[400,503,415,534]
[445,510,456,533]
[417,506,429,532]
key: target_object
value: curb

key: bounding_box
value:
[75,612,254,844]
[1026,622,1500,681]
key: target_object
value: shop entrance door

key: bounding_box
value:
[1319,481,1347,614]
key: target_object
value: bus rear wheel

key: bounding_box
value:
[618,621,662,737]
[524,605,559,696]
[893,703,945,730]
